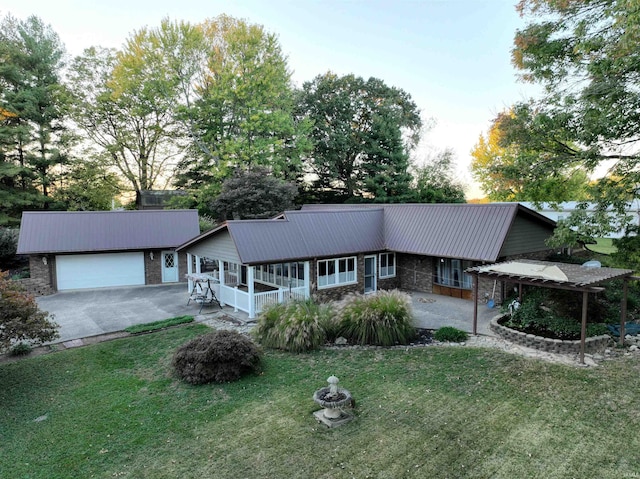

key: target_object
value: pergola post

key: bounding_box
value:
[620,279,628,347]
[580,290,588,365]
[472,273,479,335]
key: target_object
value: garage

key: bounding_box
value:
[56,252,145,290]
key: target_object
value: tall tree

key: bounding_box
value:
[411,149,466,203]
[471,107,590,202]
[0,14,69,224]
[52,157,122,211]
[510,0,640,233]
[298,72,422,202]
[170,16,310,192]
[67,40,183,195]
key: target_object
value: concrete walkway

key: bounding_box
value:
[36,285,497,344]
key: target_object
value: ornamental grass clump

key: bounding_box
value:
[253,299,332,353]
[172,330,261,385]
[335,290,415,346]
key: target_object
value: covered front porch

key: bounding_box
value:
[185,253,310,318]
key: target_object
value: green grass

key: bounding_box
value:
[124,315,194,334]
[1,324,639,478]
[586,237,617,255]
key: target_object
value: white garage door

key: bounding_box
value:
[56,252,145,290]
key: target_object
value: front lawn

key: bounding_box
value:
[1,325,639,478]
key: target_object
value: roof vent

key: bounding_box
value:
[582,260,601,268]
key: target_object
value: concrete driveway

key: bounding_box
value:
[37,285,498,345]
[36,284,212,343]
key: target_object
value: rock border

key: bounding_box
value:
[490,315,611,355]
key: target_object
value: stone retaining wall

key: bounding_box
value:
[490,315,611,354]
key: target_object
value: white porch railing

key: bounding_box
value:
[253,286,307,314]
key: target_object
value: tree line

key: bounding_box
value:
[471,0,640,243]
[0,14,465,225]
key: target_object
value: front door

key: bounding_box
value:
[364,255,376,294]
[161,251,179,283]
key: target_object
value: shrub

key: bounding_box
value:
[0,228,19,265]
[504,291,609,340]
[335,290,415,346]
[434,326,468,342]
[172,330,261,385]
[0,270,59,352]
[253,299,332,353]
[9,342,32,356]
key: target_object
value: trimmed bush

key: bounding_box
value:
[335,290,416,346]
[9,342,32,356]
[434,326,468,343]
[253,299,332,353]
[173,330,261,385]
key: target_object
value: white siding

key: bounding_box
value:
[186,230,242,264]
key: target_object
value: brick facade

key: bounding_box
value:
[396,253,434,292]
[144,250,188,285]
[28,250,187,295]
[310,252,401,303]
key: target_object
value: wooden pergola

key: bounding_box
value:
[467,259,635,364]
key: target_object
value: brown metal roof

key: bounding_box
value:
[178,203,555,265]
[302,203,554,262]
[17,210,200,254]
[467,259,634,288]
[178,209,385,265]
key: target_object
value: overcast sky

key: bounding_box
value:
[5,0,540,198]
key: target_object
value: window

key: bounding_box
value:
[254,262,306,288]
[317,256,357,288]
[435,258,473,290]
[379,252,396,278]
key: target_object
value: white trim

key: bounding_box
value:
[379,252,396,278]
[364,255,377,294]
[317,256,357,289]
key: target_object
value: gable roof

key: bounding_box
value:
[178,209,385,265]
[178,203,556,265]
[302,203,556,262]
[17,210,200,255]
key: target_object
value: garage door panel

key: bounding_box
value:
[56,253,145,290]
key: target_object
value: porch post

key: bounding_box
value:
[218,260,225,285]
[218,260,225,306]
[187,253,193,292]
[195,255,201,274]
[248,266,255,319]
[304,261,311,299]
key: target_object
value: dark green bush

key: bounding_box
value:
[9,342,32,356]
[172,330,261,385]
[504,290,608,340]
[253,299,331,353]
[433,326,468,342]
[335,290,416,346]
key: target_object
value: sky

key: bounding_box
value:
[5,0,540,198]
